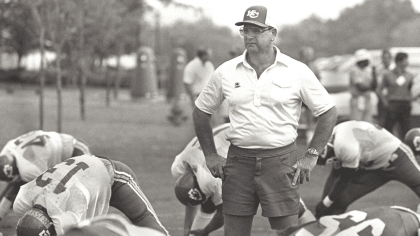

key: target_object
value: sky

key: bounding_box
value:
[153,0,420,30]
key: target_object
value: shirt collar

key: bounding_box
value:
[238,46,289,69]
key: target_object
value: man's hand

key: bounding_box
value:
[292,154,317,185]
[315,201,329,219]
[206,153,226,180]
[189,228,209,236]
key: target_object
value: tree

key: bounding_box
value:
[0,0,38,68]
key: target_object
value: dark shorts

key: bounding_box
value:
[222,142,299,217]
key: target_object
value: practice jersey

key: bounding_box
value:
[13,155,113,235]
[332,121,401,169]
[171,123,230,206]
[0,130,90,182]
[291,206,420,236]
[72,214,166,236]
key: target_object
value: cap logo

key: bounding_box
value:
[188,188,203,201]
[247,10,259,18]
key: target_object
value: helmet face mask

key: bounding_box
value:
[16,206,56,236]
[0,153,17,181]
[317,143,335,166]
[404,128,420,155]
[174,170,207,206]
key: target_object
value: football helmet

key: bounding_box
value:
[404,128,420,155]
[0,152,18,181]
[16,205,56,236]
[174,170,206,206]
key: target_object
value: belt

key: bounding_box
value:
[229,142,296,158]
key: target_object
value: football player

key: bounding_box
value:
[13,155,169,236]
[315,120,420,218]
[171,123,315,236]
[0,130,90,223]
[273,205,420,236]
[63,214,166,236]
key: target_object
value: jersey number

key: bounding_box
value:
[304,210,385,236]
[14,134,48,149]
[36,159,89,194]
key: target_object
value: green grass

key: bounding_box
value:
[0,84,418,236]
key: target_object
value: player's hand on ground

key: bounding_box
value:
[189,228,209,236]
[315,201,329,219]
[292,154,317,185]
[206,153,226,180]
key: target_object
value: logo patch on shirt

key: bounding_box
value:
[247,10,259,18]
[235,82,241,88]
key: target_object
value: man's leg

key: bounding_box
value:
[224,214,253,236]
[110,160,169,236]
[268,214,298,230]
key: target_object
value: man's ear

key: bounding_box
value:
[271,28,277,38]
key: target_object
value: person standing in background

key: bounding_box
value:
[183,48,215,108]
[193,5,337,236]
[349,49,377,123]
[378,52,416,139]
[375,49,393,126]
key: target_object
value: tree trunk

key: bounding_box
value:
[105,65,111,107]
[56,46,63,132]
[38,27,46,130]
[78,8,86,120]
[113,42,123,99]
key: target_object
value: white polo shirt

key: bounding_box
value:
[195,46,334,149]
[183,57,215,95]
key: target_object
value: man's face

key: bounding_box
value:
[241,24,274,53]
[397,58,409,70]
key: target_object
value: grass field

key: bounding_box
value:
[0,84,418,236]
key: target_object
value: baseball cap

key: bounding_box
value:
[235,5,276,29]
[354,48,371,62]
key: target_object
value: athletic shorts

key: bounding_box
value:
[222,142,300,217]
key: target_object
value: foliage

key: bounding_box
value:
[278,0,420,59]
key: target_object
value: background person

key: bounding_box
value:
[375,49,393,126]
[183,48,215,108]
[349,48,377,123]
[0,130,90,224]
[378,52,416,140]
[315,120,420,218]
[193,5,337,236]
[14,155,169,236]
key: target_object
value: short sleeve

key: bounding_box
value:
[300,66,335,117]
[195,70,224,115]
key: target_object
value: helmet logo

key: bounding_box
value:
[3,164,13,178]
[414,136,420,151]
[39,229,50,236]
[247,10,259,18]
[188,188,203,201]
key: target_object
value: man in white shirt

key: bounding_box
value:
[183,48,215,107]
[193,5,337,235]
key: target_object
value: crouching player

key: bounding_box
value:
[63,214,166,236]
[273,205,420,236]
[0,130,90,223]
[13,155,169,236]
[314,121,420,218]
[172,123,315,236]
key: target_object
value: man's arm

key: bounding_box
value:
[293,107,337,185]
[376,73,389,106]
[189,204,224,236]
[193,107,226,180]
[184,83,195,107]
